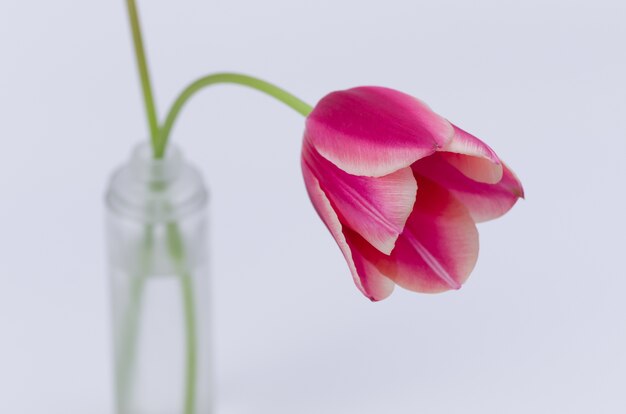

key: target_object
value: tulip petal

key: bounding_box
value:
[303,141,417,255]
[306,86,454,177]
[302,161,395,301]
[413,154,524,223]
[381,178,479,293]
[440,125,503,184]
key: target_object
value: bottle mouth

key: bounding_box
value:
[106,142,207,222]
[130,142,182,183]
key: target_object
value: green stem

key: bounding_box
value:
[155,72,313,158]
[181,272,197,414]
[166,222,197,414]
[126,0,160,149]
[117,226,153,412]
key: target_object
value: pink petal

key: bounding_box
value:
[440,125,503,184]
[413,153,524,223]
[303,141,417,255]
[381,178,479,293]
[302,161,395,301]
[306,86,454,177]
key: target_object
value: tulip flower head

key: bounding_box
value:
[301,86,523,301]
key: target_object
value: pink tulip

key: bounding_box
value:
[302,86,523,301]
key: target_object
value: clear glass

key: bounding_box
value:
[105,143,211,414]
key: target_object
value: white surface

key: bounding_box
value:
[1,0,625,413]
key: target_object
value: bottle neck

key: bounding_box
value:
[106,142,207,222]
[130,142,183,184]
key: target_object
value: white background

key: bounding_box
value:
[1,0,625,413]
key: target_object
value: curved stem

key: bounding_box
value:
[126,0,160,149]
[155,73,313,158]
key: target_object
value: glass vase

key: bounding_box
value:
[105,143,211,414]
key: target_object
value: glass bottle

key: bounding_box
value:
[105,143,211,414]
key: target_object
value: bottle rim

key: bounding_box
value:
[105,142,208,222]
